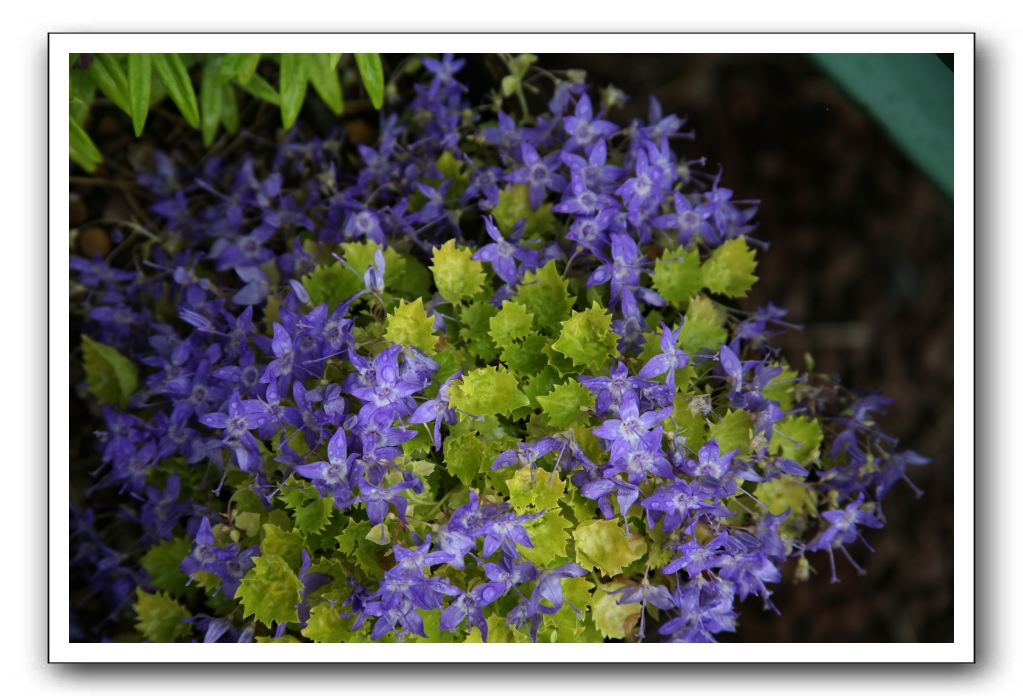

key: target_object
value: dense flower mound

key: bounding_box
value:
[70,55,928,643]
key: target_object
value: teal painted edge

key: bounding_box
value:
[811,53,953,199]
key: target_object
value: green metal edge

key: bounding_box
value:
[811,53,953,200]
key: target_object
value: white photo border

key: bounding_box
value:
[49,32,974,663]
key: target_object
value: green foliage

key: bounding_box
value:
[493,185,556,239]
[442,431,489,487]
[709,409,753,455]
[152,54,200,128]
[81,335,139,407]
[431,239,486,304]
[489,301,535,349]
[514,261,575,332]
[678,295,728,353]
[69,53,385,170]
[573,519,647,577]
[591,582,641,639]
[140,537,193,597]
[537,380,595,429]
[236,554,303,628]
[384,297,439,354]
[652,247,703,306]
[506,467,566,515]
[448,366,529,417]
[551,302,618,372]
[354,53,385,109]
[280,479,334,536]
[701,237,758,298]
[261,523,304,571]
[302,602,357,642]
[133,589,191,642]
[770,416,824,465]
[126,53,151,137]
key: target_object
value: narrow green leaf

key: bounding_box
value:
[222,53,260,84]
[307,53,344,115]
[69,70,96,124]
[69,119,102,172]
[221,82,239,134]
[237,73,280,106]
[89,54,130,114]
[152,54,200,128]
[200,57,225,147]
[279,53,309,130]
[354,53,385,109]
[127,54,151,137]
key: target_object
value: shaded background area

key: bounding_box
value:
[540,54,953,642]
[70,53,954,643]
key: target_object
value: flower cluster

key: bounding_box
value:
[70,54,927,644]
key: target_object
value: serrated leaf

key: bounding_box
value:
[709,409,753,455]
[519,510,572,565]
[354,53,385,109]
[448,366,529,417]
[301,262,362,310]
[384,297,438,354]
[491,184,557,238]
[551,301,618,372]
[307,53,344,115]
[678,296,727,353]
[280,479,334,536]
[514,261,575,332]
[757,477,818,518]
[489,301,534,349]
[701,237,758,298]
[134,589,191,642]
[458,300,499,361]
[573,519,647,577]
[127,54,151,137]
[81,335,139,407]
[302,602,356,642]
[500,333,548,376]
[152,54,200,128]
[431,239,485,304]
[507,467,566,515]
[279,53,309,130]
[537,380,595,429]
[236,554,303,628]
[669,392,709,449]
[770,416,824,465]
[140,537,192,597]
[591,582,642,639]
[652,247,703,306]
[261,523,303,571]
[336,518,384,579]
[442,431,489,487]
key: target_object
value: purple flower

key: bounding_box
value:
[472,216,539,285]
[506,142,566,209]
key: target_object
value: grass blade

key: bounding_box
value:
[279,53,309,130]
[354,53,384,109]
[152,54,200,128]
[127,54,152,137]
